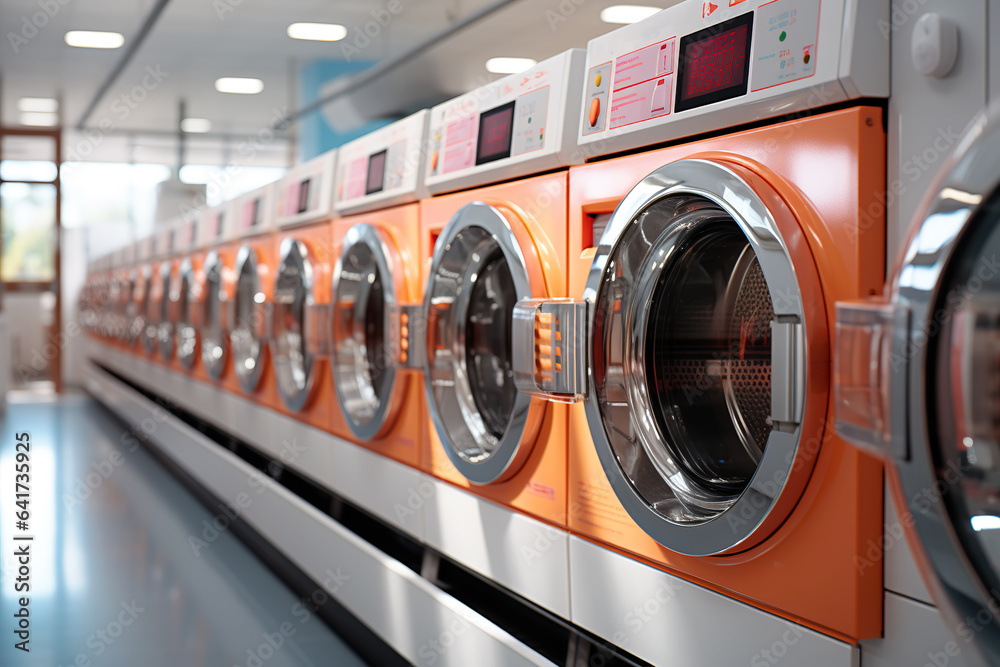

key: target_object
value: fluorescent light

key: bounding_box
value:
[20,112,58,127]
[287,22,347,41]
[181,118,212,133]
[65,30,125,49]
[215,77,264,94]
[972,515,1000,532]
[600,5,662,24]
[485,57,537,74]
[19,98,58,113]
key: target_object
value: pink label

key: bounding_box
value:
[283,183,299,216]
[179,221,195,248]
[442,116,476,173]
[609,76,673,129]
[342,156,367,201]
[613,38,675,92]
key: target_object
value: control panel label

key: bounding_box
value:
[750,0,820,91]
[608,38,675,129]
[582,62,611,136]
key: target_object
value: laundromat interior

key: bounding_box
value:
[3,0,1000,665]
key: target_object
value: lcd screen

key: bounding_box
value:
[366,150,387,195]
[675,12,753,113]
[475,100,516,165]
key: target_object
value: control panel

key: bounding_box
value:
[153,222,177,259]
[335,110,429,215]
[198,205,228,249]
[174,216,198,254]
[222,184,276,243]
[579,0,887,156]
[137,235,155,263]
[424,49,586,194]
[275,150,337,227]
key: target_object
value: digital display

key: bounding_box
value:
[366,150,387,195]
[675,12,753,113]
[475,100,515,166]
[297,178,311,213]
[246,199,260,228]
[214,213,225,238]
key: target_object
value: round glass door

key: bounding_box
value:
[272,239,314,411]
[131,267,149,346]
[200,252,227,380]
[332,224,404,440]
[157,261,174,361]
[141,266,159,356]
[585,159,812,556]
[230,247,266,393]
[176,259,198,370]
[422,203,544,485]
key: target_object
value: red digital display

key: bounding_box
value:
[675,12,753,113]
[475,101,515,165]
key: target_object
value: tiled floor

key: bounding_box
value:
[0,394,370,666]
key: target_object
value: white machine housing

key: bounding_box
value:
[579,0,888,156]
[335,111,429,215]
[425,49,587,194]
[275,150,337,228]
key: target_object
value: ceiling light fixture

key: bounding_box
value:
[20,112,58,127]
[18,98,58,113]
[215,77,264,95]
[181,118,212,133]
[600,5,662,24]
[65,30,125,49]
[287,22,347,41]
[485,57,537,74]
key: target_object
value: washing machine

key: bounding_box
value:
[226,184,281,411]
[143,222,177,361]
[163,215,199,372]
[198,202,240,389]
[512,0,889,642]
[835,109,1000,665]
[269,149,337,432]
[330,110,430,468]
[110,243,136,348]
[419,49,585,527]
[130,235,155,356]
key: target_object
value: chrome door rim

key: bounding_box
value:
[176,259,197,370]
[422,202,541,485]
[272,238,315,412]
[200,252,227,380]
[583,158,806,556]
[332,223,404,441]
[231,246,265,393]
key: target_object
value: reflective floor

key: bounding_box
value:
[0,395,370,667]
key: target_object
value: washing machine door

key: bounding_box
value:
[131,267,149,346]
[230,246,270,393]
[423,202,547,485]
[520,159,826,556]
[332,223,409,440]
[200,251,228,380]
[272,238,324,411]
[141,265,161,356]
[835,111,1000,667]
[175,258,198,370]
[156,260,174,361]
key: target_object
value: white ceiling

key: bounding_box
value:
[0,0,672,166]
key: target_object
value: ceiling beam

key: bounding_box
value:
[281,0,524,125]
[75,0,173,130]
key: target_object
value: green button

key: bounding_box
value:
[779,30,786,41]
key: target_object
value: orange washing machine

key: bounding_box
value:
[130,235,155,357]
[224,184,281,411]
[329,110,430,469]
[418,50,585,527]
[111,243,137,350]
[165,215,199,375]
[171,211,215,381]
[269,149,338,432]
[513,0,889,644]
[198,203,239,390]
[143,222,177,363]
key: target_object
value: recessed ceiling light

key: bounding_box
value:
[600,5,662,24]
[19,98,58,113]
[215,77,264,94]
[287,22,347,41]
[181,118,212,133]
[65,30,125,49]
[485,57,537,74]
[20,112,58,127]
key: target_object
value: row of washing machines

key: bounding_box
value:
[79,1,1000,664]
